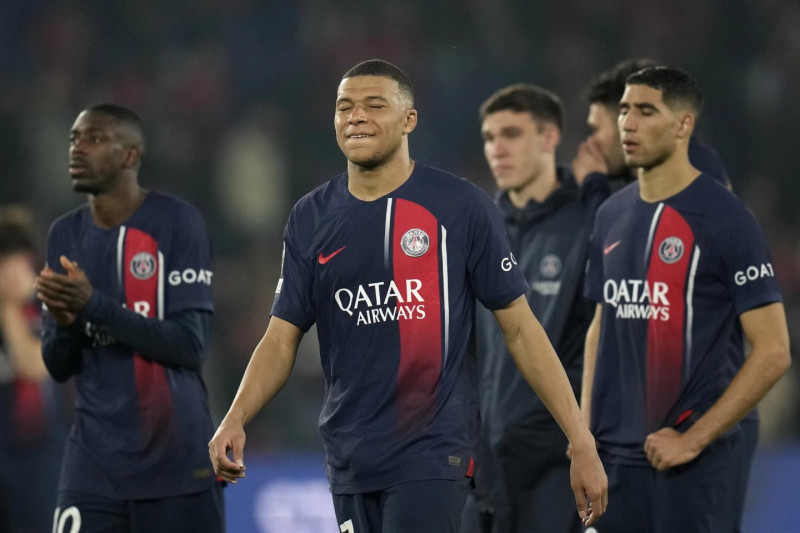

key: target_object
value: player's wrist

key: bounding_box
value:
[568,430,597,454]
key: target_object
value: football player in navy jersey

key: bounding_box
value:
[582,67,790,532]
[35,105,223,532]
[576,58,760,533]
[209,59,607,532]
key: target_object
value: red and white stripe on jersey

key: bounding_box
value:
[644,205,697,431]
[118,225,174,447]
[388,198,448,428]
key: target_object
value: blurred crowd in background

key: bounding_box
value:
[1,0,799,457]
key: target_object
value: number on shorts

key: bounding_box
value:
[53,506,82,533]
[339,519,354,532]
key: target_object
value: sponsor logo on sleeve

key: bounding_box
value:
[734,263,775,286]
[168,268,213,286]
[500,253,518,272]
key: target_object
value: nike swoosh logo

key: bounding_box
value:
[318,246,347,264]
[603,240,622,255]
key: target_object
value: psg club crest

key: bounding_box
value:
[401,228,430,257]
[658,236,684,264]
[539,254,562,278]
[130,251,157,280]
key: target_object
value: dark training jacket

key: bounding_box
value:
[477,166,609,450]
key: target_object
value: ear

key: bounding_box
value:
[403,108,418,134]
[542,122,561,153]
[676,112,695,140]
[123,146,142,169]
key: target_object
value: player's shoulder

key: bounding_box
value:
[412,163,495,214]
[690,175,759,227]
[293,172,347,212]
[145,191,204,217]
[143,191,209,229]
[48,203,90,236]
[690,174,743,210]
[596,180,639,218]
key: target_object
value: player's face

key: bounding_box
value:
[334,75,417,168]
[618,84,681,170]
[587,103,626,175]
[68,111,129,194]
[482,110,551,193]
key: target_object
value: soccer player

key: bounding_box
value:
[582,66,790,532]
[461,84,608,533]
[0,206,66,533]
[577,59,757,533]
[573,58,731,191]
[34,105,224,532]
[208,59,607,532]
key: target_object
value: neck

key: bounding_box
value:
[347,148,414,201]
[637,148,699,202]
[508,163,559,209]
[88,179,147,229]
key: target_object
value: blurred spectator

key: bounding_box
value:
[0,205,68,533]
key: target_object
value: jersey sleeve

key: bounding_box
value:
[465,187,528,310]
[270,205,316,332]
[583,209,605,304]
[718,204,782,314]
[41,218,86,381]
[164,204,214,315]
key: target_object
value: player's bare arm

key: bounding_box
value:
[493,295,608,525]
[567,303,602,462]
[580,304,602,428]
[644,302,790,471]
[209,316,303,483]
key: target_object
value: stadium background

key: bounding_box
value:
[1,1,798,531]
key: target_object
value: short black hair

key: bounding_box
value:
[479,83,564,132]
[342,59,414,106]
[626,66,704,117]
[85,103,146,153]
[0,205,37,256]
[584,58,658,106]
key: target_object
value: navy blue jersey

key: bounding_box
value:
[42,192,216,499]
[272,163,529,494]
[584,175,781,465]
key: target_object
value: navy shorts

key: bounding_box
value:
[52,483,225,533]
[591,425,744,533]
[333,478,472,533]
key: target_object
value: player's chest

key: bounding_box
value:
[71,226,164,296]
[311,199,457,288]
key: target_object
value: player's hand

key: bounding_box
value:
[572,137,608,186]
[208,420,247,484]
[644,427,702,471]
[569,442,608,527]
[35,256,93,320]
